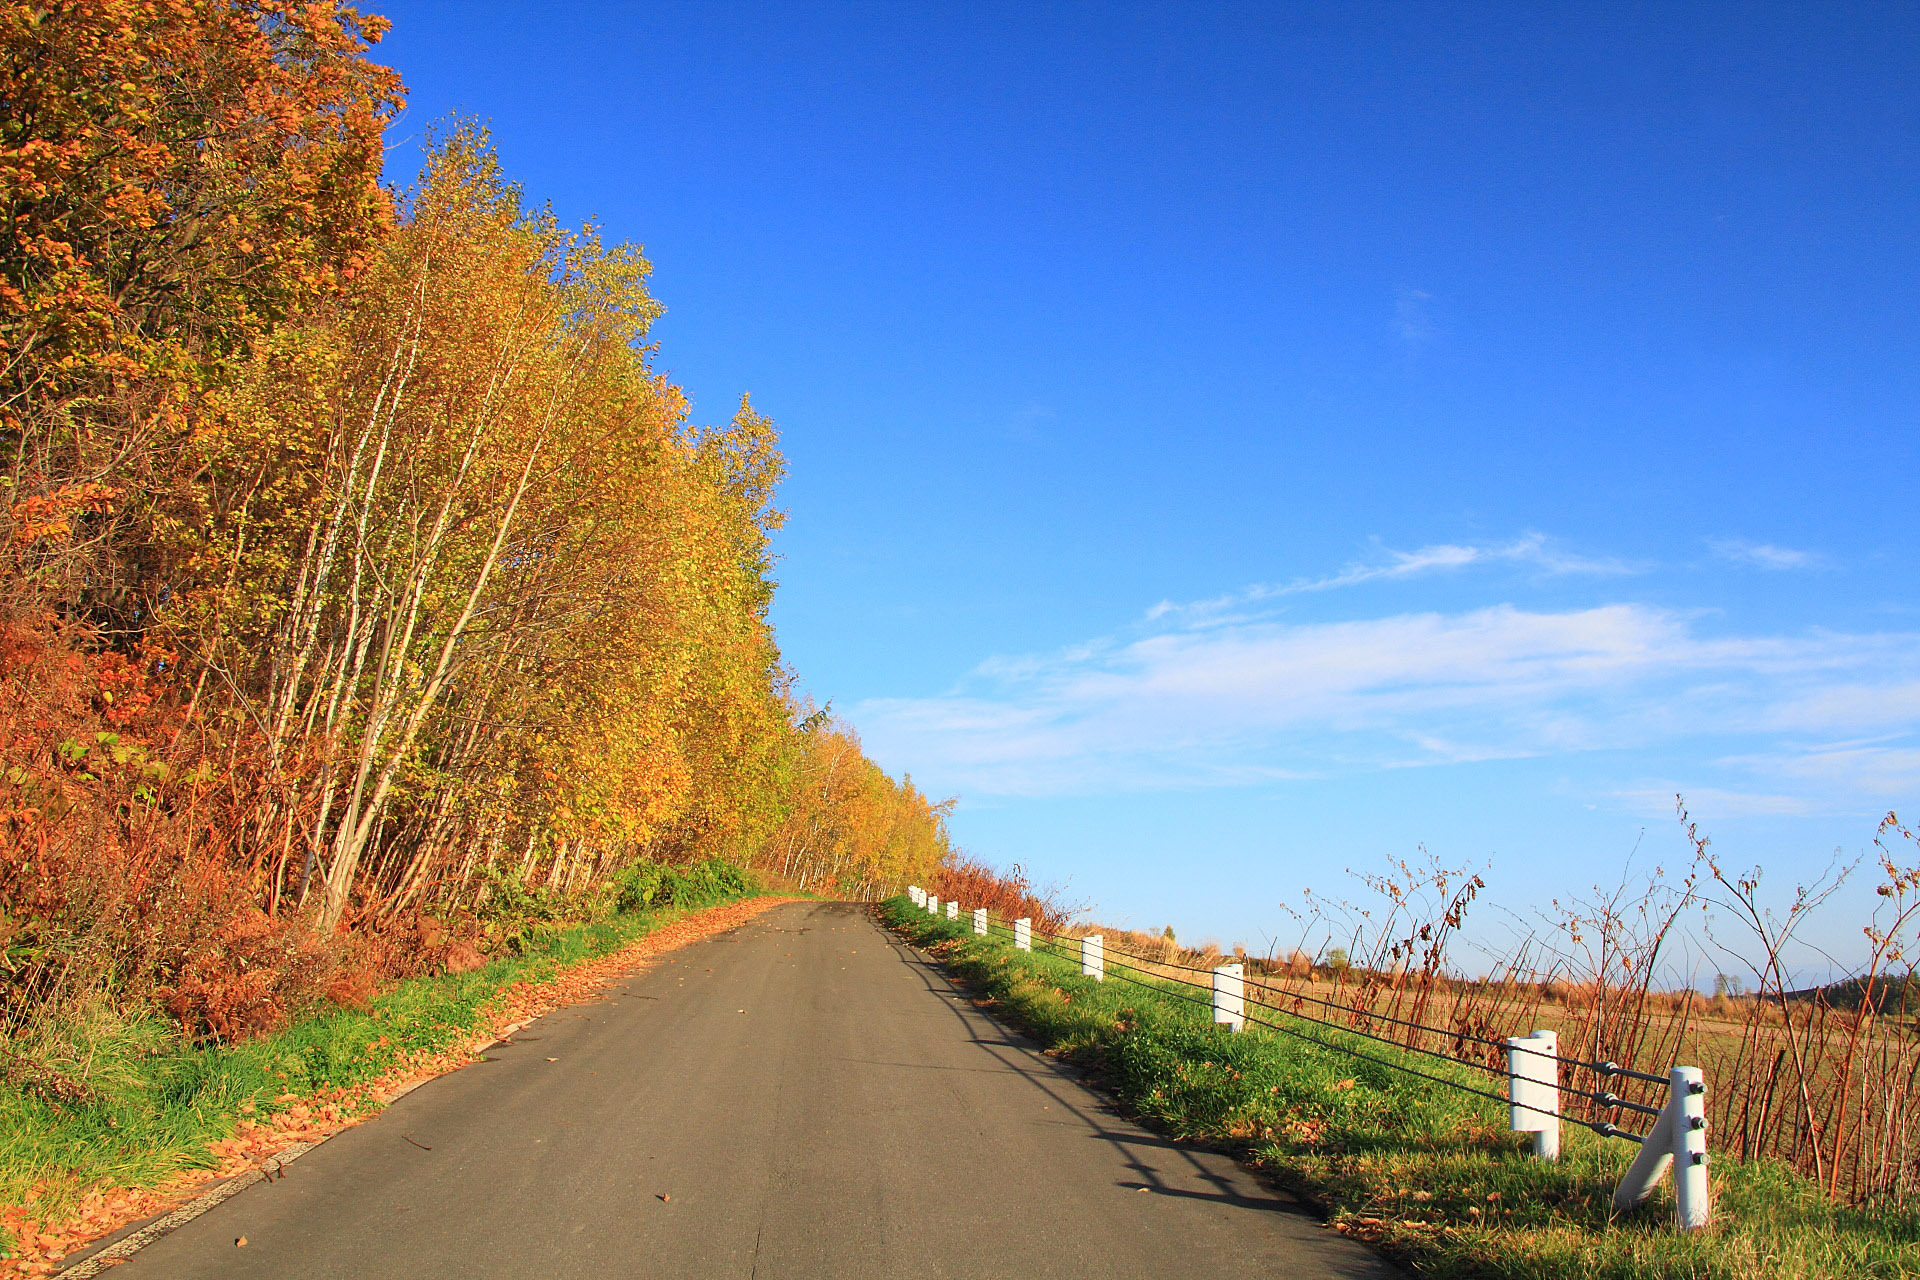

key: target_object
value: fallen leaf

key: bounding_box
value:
[657,1193,671,1202]
[235,1236,247,1247]
[546,1057,558,1062]
[2,899,797,1274]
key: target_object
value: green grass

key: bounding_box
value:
[0,885,761,1258]
[884,898,1920,1280]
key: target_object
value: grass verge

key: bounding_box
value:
[883,898,1920,1280]
[0,887,771,1265]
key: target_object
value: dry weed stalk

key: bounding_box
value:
[1691,804,1920,1201]
[1090,810,1920,1206]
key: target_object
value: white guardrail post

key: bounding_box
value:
[1082,934,1104,980]
[1611,1066,1711,1229]
[927,895,940,916]
[1014,918,1031,951]
[946,900,958,920]
[1505,1030,1560,1160]
[973,907,987,935]
[1212,963,1244,1031]
[908,886,923,906]
[1674,1066,1710,1229]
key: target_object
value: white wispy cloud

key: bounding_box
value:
[1004,400,1053,443]
[855,601,1920,799]
[1761,681,1920,734]
[1145,533,1639,623]
[1710,538,1824,571]
[1716,743,1920,801]
[1395,287,1435,344]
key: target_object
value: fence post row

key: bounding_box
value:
[1212,962,1244,1031]
[1505,1030,1560,1161]
[1611,1065,1712,1229]
[903,887,1710,1235]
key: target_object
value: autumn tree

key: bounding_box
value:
[1,0,401,631]
[1,7,957,1042]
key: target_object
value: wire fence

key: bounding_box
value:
[978,907,1656,1136]
[905,886,1713,1229]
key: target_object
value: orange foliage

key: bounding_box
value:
[929,855,1073,934]
[0,4,952,1051]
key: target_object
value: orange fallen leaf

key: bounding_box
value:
[0,899,795,1275]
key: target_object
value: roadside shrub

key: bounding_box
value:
[929,856,1075,932]
[615,858,756,913]
[160,909,337,1043]
[471,866,568,956]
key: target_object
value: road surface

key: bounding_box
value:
[108,900,1395,1279]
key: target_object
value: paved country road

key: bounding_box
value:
[103,901,1396,1279]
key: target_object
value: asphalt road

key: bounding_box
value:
[115,900,1396,1279]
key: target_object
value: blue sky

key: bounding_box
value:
[376,2,1920,974]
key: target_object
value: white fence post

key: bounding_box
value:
[927,895,939,916]
[1212,963,1244,1031]
[1082,934,1104,980]
[1505,1030,1560,1161]
[946,900,958,920]
[1611,1065,1712,1229]
[973,907,987,935]
[908,886,923,906]
[1674,1067,1710,1229]
[1014,918,1031,951]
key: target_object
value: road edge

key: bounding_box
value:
[37,896,796,1277]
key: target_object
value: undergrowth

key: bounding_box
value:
[883,899,1920,1280]
[0,873,761,1259]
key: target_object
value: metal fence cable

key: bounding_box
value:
[1236,1005,1649,1143]
[938,906,1662,1134]
[1016,938,1649,1121]
[1026,934,1646,1139]
[1005,919,1530,1067]
[1096,959,1223,1017]
[1100,952,1643,1116]
[1088,938,1664,1085]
